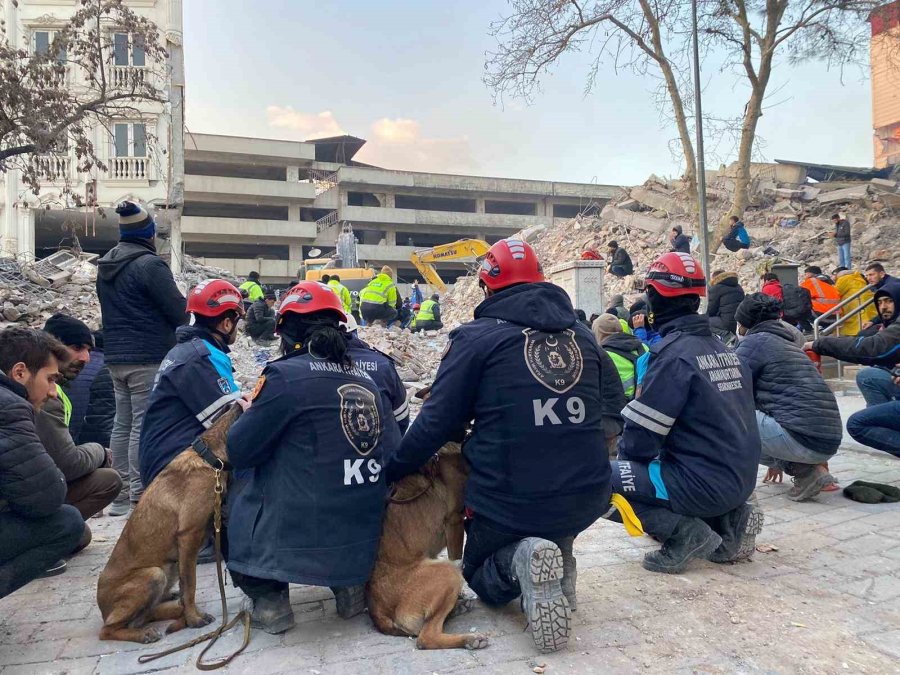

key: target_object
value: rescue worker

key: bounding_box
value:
[246,291,277,342]
[350,291,361,326]
[239,271,265,306]
[386,239,614,654]
[800,266,841,317]
[227,282,393,634]
[360,266,399,325]
[326,274,352,314]
[606,252,763,574]
[139,280,245,489]
[592,314,648,402]
[410,294,443,333]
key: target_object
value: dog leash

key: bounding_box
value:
[138,461,251,670]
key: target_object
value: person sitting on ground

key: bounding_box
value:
[669,225,691,254]
[800,265,840,330]
[398,298,413,329]
[246,291,277,342]
[227,282,395,633]
[36,316,122,545]
[734,294,842,501]
[846,369,900,458]
[0,327,85,595]
[721,215,751,252]
[707,270,745,336]
[605,252,762,574]
[606,241,634,278]
[606,294,630,321]
[832,267,877,336]
[326,274,352,314]
[360,266,399,326]
[77,331,115,448]
[593,315,646,455]
[410,293,443,332]
[761,272,784,302]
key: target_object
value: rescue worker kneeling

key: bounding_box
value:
[386,239,613,653]
[226,282,394,634]
[606,252,763,574]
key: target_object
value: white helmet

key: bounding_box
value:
[341,315,359,333]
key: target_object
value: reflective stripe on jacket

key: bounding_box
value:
[801,277,840,314]
[607,348,647,400]
[360,274,396,306]
[57,385,72,427]
[239,281,264,302]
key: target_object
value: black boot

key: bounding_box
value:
[708,503,764,563]
[241,589,295,634]
[557,537,577,612]
[642,517,722,574]
[511,538,571,654]
[330,585,366,619]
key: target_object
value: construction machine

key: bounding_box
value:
[409,239,491,293]
[299,223,374,293]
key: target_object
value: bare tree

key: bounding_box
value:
[0,0,168,200]
[484,0,700,198]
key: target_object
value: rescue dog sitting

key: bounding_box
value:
[97,403,242,643]
[367,442,489,650]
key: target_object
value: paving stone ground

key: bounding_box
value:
[2,391,899,674]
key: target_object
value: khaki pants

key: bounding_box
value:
[66,468,123,519]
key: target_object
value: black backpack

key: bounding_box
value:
[782,283,813,320]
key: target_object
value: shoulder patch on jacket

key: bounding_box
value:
[250,375,267,401]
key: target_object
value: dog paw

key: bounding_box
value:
[448,596,475,620]
[187,612,215,628]
[465,634,489,650]
[141,627,163,644]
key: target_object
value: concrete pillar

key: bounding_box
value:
[384,229,396,246]
[287,166,300,182]
[535,199,547,217]
[17,208,35,257]
[476,197,485,214]
[288,204,301,221]
[289,243,303,260]
[340,189,349,206]
[383,192,395,208]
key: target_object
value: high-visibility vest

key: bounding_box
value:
[239,280,264,302]
[606,346,648,400]
[801,277,840,315]
[417,299,438,322]
[57,384,72,427]
[327,280,351,312]
[360,274,395,305]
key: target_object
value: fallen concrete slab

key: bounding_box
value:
[629,186,686,215]
[817,185,871,205]
[601,204,673,234]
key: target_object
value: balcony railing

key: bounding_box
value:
[31,155,71,182]
[309,169,339,196]
[110,65,146,89]
[315,210,339,233]
[108,156,149,181]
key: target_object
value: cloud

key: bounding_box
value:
[265,107,344,139]
[264,107,477,173]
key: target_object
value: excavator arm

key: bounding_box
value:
[409,239,491,294]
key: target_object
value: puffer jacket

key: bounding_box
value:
[736,320,842,456]
[96,239,187,364]
[834,270,877,336]
[76,365,115,447]
[707,272,745,334]
[0,373,68,518]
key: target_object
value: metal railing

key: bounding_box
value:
[315,210,339,233]
[812,282,876,379]
[308,169,339,196]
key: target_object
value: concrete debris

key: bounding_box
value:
[600,205,671,235]
[816,185,871,205]
[629,186,686,215]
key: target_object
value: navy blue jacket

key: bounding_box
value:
[66,349,104,441]
[77,365,114,448]
[96,240,187,365]
[226,351,393,586]
[139,326,240,486]
[347,333,409,434]
[618,314,760,517]
[388,282,613,535]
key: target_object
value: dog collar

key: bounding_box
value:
[193,436,232,472]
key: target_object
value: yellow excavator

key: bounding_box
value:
[409,238,491,293]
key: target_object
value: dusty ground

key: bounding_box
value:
[1,393,899,675]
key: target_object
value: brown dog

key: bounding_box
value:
[97,404,242,643]
[367,443,488,650]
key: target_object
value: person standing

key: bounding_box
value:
[669,225,691,254]
[606,241,634,278]
[832,214,852,269]
[387,239,614,653]
[96,201,187,515]
[0,327,84,595]
[360,266,399,325]
[410,294,443,332]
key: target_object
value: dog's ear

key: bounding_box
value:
[437,442,461,457]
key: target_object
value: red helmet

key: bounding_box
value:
[478,238,544,291]
[645,252,706,298]
[277,281,347,326]
[413,303,421,310]
[187,279,245,317]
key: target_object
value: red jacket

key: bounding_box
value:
[761,279,784,302]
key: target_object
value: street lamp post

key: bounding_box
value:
[691,0,711,283]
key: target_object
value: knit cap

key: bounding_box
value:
[592,313,623,342]
[735,292,782,330]
[44,313,94,348]
[116,201,155,239]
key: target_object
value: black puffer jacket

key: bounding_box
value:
[707,272,745,334]
[96,240,187,365]
[77,365,115,447]
[736,320,842,455]
[0,373,68,518]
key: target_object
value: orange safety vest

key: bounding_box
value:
[801,277,841,315]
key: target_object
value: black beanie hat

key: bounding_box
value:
[735,292,782,330]
[647,287,700,328]
[44,314,94,349]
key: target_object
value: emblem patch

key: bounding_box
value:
[249,375,266,401]
[338,383,381,456]
[522,329,584,394]
[217,377,232,394]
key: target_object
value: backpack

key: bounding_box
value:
[782,283,813,320]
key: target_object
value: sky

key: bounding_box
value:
[183,0,876,186]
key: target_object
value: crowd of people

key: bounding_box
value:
[0,200,897,656]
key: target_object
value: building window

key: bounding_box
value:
[113,32,145,67]
[33,30,66,64]
[113,122,147,157]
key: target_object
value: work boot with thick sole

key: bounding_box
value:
[709,503,765,563]
[557,537,578,612]
[242,590,295,634]
[642,517,722,574]
[787,464,834,502]
[331,585,366,619]
[512,538,571,654]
